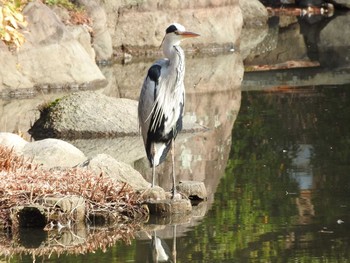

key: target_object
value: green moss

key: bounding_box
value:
[37,97,63,114]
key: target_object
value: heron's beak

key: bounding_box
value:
[179,31,200,38]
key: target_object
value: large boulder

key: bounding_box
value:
[102,0,243,55]
[29,91,139,139]
[0,0,107,97]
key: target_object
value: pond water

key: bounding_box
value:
[2,10,350,263]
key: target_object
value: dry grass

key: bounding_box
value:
[0,145,147,228]
[0,145,148,257]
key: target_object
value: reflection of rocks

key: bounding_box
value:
[0,91,70,140]
[0,223,138,257]
[242,66,350,90]
[112,53,244,100]
[319,14,350,67]
[244,21,308,65]
[239,0,269,59]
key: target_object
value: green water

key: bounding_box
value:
[6,85,350,262]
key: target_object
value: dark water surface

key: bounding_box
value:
[6,85,350,262]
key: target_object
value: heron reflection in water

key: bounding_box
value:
[148,225,177,263]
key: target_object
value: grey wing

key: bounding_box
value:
[138,61,166,145]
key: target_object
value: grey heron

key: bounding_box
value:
[138,23,199,199]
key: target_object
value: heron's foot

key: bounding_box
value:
[171,188,182,200]
[142,186,166,201]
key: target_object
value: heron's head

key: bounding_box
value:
[161,23,200,48]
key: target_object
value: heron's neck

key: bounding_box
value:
[163,44,185,75]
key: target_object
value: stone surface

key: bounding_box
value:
[146,198,192,215]
[80,154,151,191]
[103,0,243,54]
[319,14,350,67]
[239,0,269,59]
[141,186,167,201]
[29,91,139,139]
[177,181,208,200]
[22,138,86,169]
[41,195,86,222]
[0,1,106,97]
[0,132,28,153]
[330,0,350,8]
[78,0,113,61]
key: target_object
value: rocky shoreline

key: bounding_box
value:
[0,0,265,97]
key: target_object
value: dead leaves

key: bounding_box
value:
[0,0,28,50]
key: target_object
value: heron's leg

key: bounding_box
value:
[152,143,156,187]
[152,164,155,187]
[172,225,177,263]
[171,139,177,198]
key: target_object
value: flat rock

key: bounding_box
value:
[29,91,139,139]
[22,138,86,169]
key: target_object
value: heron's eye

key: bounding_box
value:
[174,30,179,35]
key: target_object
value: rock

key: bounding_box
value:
[67,136,145,165]
[103,0,243,55]
[332,0,350,8]
[22,138,86,169]
[239,0,269,59]
[176,181,207,201]
[0,132,28,153]
[77,0,113,62]
[0,1,107,97]
[40,195,85,222]
[29,91,139,139]
[141,186,167,201]
[0,44,33,93]
[67,25,96,61]
[80,154,151,191]
[145,198,192,215]
[319,14,350,67]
